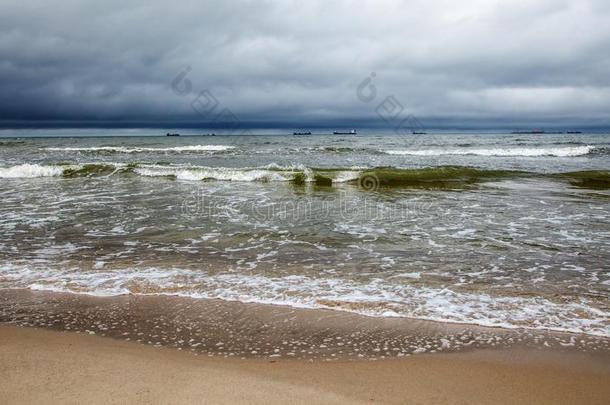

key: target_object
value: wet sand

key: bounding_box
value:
[2,289,609,359]
[2,325,610,404]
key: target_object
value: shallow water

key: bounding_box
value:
[0,132,609,336]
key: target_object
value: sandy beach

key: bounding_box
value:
[1,325,609,404]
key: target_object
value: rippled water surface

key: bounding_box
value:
[1,132,609,336]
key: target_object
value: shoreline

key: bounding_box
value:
[1,289,609,360]
[2,325,610,404]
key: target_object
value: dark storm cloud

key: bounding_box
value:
[1,0,609,128]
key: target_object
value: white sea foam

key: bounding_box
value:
[134,166,292,182]
[0,162,360,183]
[44,145,235,153]
[0,160,368,182]
[134,164,362,183]
[0,164,64,178]
[384,145,595,157]
[1,263,608,337]
[332,171,361,183]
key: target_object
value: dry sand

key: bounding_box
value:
[1,325,609,405]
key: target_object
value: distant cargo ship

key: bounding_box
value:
[333,130,357,135]
[166,133,180,137]
[293,131,312,135]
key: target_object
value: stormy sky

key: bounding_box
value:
[1,0,609,129]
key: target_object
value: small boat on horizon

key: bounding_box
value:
[166,133,180,137]
[333,129,357,135]
[293,131,312,135]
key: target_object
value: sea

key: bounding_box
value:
[1,130,609,338]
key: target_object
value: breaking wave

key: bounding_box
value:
[0,163,64,178]
[44,145,235,153]
[1,163,609,189]
[134,166,292,182]
[384,145,596,157]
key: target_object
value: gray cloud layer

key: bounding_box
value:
[1,0,609,128]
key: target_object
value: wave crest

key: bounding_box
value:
[384,145,596,157]
[0,164,64,178]
[1,163,608,189]
[44,145,235,153]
